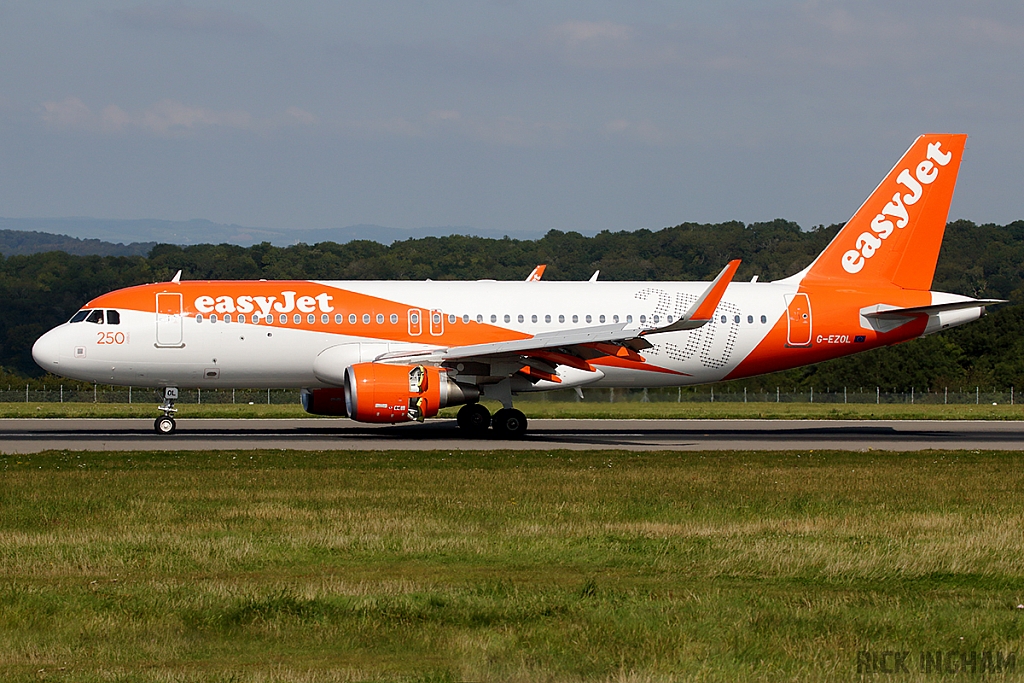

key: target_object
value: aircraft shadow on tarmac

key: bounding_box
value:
[7,421,1019,447]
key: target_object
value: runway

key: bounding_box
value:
[0,417,1020,453]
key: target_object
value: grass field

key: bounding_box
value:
[2,448,1023,681]
[3,400,1024,420]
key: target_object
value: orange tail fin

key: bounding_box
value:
[802,134,966,290]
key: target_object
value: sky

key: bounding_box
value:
[1,1,1023,238]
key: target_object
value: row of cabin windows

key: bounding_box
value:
[69,308,771,329]
[192,312,772,326]
[69,309,121,325]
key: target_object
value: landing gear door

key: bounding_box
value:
[156,292,183,347]
[784,293,812,347]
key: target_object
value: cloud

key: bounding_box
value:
[39,97,92,128]
[549,20,635,47]
[107,3,265,36]
[39,97,315,137]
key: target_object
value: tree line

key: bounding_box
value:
[2,218,1023,391]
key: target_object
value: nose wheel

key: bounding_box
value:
[154,387,179,435]
[154,416,177,435]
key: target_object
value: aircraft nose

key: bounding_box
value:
[32,328,61,371]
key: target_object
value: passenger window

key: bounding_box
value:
[211,314,218,323]
[734,315,740,324]
[476,314,483,323]
[224,314,232,323]
[316,314,324,324]
[462,314,469,324]
[69,310,89,323]
[761,315,767,323]
[613,314,619,323]
[349,314,357,324]
[531,314,538,323]
[504,314,511,323]
[392,314,400,324]
[335,314,343,324]
[559,314,565,323]
[448,314,457,324]
[640,315,646,324]
[491,314,497,323]
[572,315,579,323]
[196,314,203,323]
[252,314,260,324]
[321,314,329,324]
[599,314,605,323]
[586,314,592,323]
[747,315,753,324]
[106,310,121,325]
[545,314,551,323]
[720,315,727,323]
[626,315,633,323]
[293,314,301,324]
[279,314,287,324]
[86,310,104,324]
[362,314,370,324]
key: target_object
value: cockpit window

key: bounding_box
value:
[106,310,120,325]
[69,310,89,323]
[86,310,104,324]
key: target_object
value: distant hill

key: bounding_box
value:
[0,217,543,250]
[0,229,155,257]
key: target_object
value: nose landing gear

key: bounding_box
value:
[154,387,178,435]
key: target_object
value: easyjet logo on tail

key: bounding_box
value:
[841,142,954,274]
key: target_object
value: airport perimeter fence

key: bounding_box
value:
[0,385,1019,406]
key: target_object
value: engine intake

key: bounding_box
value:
[344,363,479,423]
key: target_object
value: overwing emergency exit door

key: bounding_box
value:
[156,292,183,346]
[784,293,812,347]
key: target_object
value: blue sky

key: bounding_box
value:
[1,1,1022,237]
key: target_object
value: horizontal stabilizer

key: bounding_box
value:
[862,299,1005,320]
[642,259,741,336]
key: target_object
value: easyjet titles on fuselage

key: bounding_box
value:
[193,291,336,316]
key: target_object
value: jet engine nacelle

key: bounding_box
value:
[343,363,480,423]
[300,387,348,416]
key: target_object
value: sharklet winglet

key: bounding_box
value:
[642,259,741,336]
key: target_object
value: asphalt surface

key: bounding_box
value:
[0,418,1020,453]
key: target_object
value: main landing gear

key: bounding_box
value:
[456,403,528,439]
[154,387,178,435]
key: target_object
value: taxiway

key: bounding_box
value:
[0,418,1018,453]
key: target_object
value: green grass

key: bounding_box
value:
[4,400,1024,421]
[1,448,1023,681]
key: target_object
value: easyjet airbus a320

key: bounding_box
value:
[32,134,1000,437]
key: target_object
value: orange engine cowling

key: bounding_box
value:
[343,363,480,423]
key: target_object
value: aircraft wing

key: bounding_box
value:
[376,260,741,371]
[375,322,647,365]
